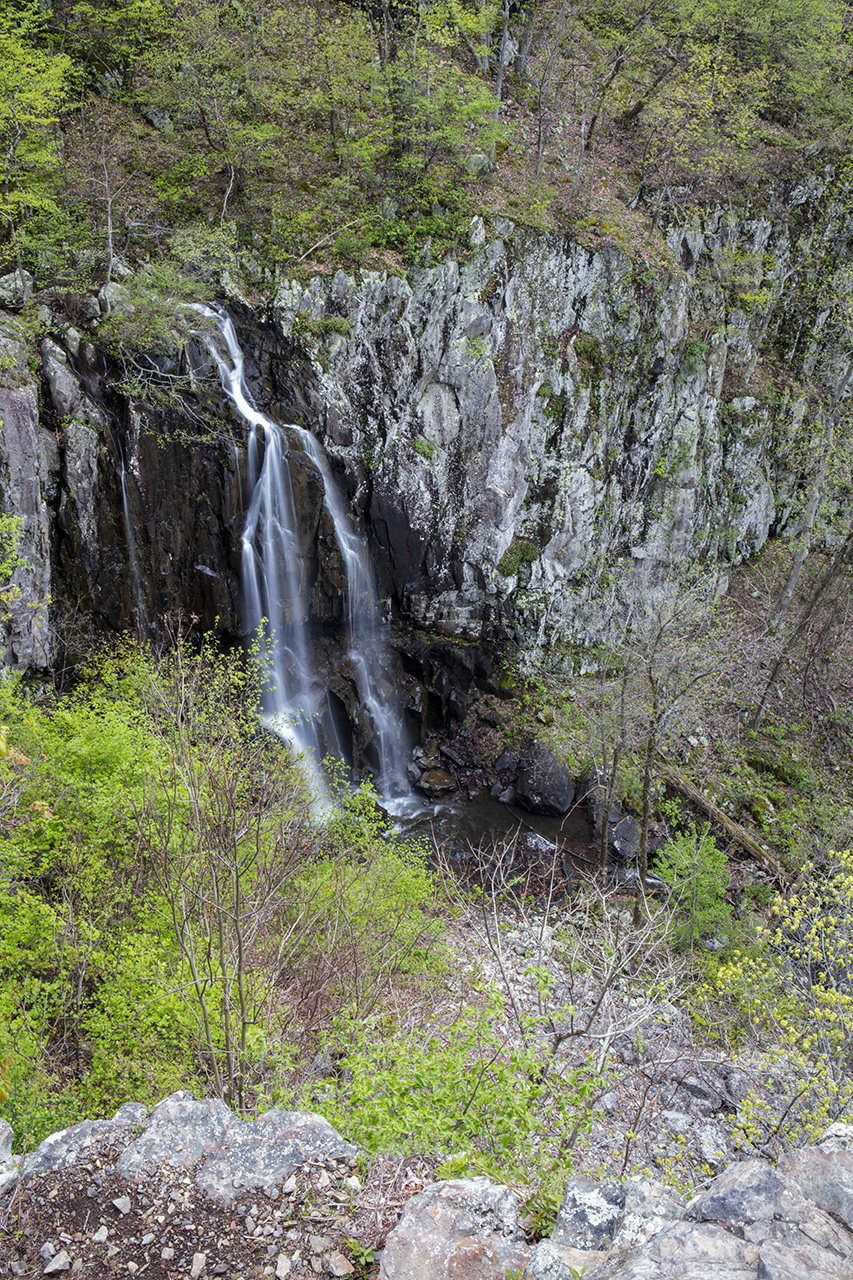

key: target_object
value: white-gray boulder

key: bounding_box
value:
[378,1176,530,1279]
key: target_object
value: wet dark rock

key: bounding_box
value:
[515,742,575,817]
[448,689,469,722]
[494,749,519,775]
[611,817,641,862]
[417,767,457,798]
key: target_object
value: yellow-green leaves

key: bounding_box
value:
[0,5,71,237]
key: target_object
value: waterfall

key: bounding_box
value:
[193,306,409,805]
[111,424,145,635]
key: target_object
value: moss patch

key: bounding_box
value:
[574,333,604,385]
[293,315,352,341]
[497,537,539,578]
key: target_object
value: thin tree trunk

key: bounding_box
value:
[633,699,657,927]
[753,520,853,729]
[489,0,510,164]
[514,1,537,79]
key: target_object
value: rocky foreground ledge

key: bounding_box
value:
[1,1094,852,1280]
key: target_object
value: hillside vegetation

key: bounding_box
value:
[3,0,853,288]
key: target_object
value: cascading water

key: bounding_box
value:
[193,306,410,805]
[110,425,145,635]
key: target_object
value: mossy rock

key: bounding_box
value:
[746,750,810,789]
[497,538,539,578]
[745,791,778,828]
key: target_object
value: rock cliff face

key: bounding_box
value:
[270,179,851,646]
[0,174,850,668]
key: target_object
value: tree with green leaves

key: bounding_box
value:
[0,5,71,254]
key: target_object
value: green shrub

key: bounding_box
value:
[654,825,733,953]
[703,848,853,1155]
[682,337,708,374]
[298,995,602,1226]
[412,434,438,460]
[573,333,604,383]
[293,314,352,341]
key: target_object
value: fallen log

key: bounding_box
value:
[659,765,789,884]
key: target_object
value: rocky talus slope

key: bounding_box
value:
[1,1095,852,1280]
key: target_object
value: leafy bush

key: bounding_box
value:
[299,994,602,1224]
[293,315,352,342]
[703,848,853,1155]
[653,824,732,952]
[0,636,444,1141]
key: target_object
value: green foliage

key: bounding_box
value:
[98,262,215,356]
[573,334,604,384]
[300,992,601,1217]
[293,315,352,342]
[0,4,72,246]
[682,338,708,374]
[654,824,732,952]
[285,796,442,1028]
[412,433,439,461]
[0,659,210,1146]
[0,634,446,1142]
[704,849,853,1154]
[0,513,24,617]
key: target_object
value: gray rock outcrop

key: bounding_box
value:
[17,1091,357,1210]
[1,181,851,667]
[196,1108,358,1206]
[0,1117,16,1197]
[7,1095,853,1280]
[0,317,54,667]
[268,190,850,646]
[378,1176,531,1279]
[583,1149,853,1280]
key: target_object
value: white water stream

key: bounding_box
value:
[194,306,409,806]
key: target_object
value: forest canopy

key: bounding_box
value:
[1,0,852,283]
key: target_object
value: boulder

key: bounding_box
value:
[494,749,519,775]
[818,1121,853,1151]
[777,1146,853,1230]
[524,1239,606,1278]
[117,1092,240,1178]
[611,817,640,862]
[610,1178,686,1252]
[41,339,83,420]
[515,742,575,817]
[378,1176,530,1279]
[417,767,457,798]
[0,269,33,309]
[196,1109,357,1206]
[585,1219,758,1278]
[0,1117,11,1165]
[552,1176,625,1251]
[0,1116,17,1198]
[20,1113,143,1179]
